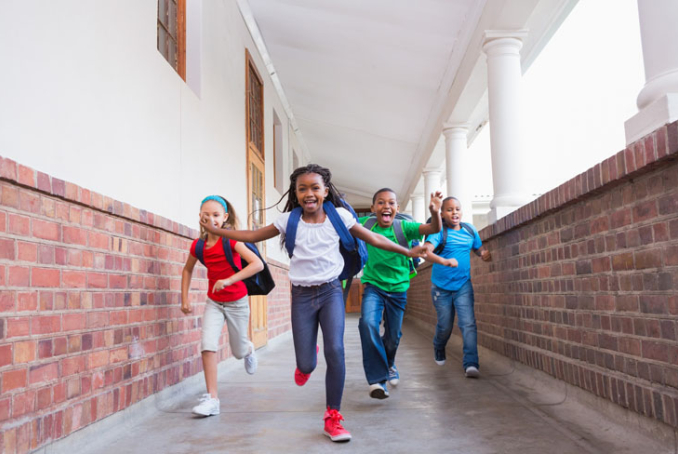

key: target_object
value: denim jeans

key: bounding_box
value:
[358,283,407,385]
[291,279,345,410]
[431,280,479,370]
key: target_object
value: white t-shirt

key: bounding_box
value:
[274,207,357,286]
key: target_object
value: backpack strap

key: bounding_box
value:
[220,238,240,273]
[194,239,206,265]
[391,220,409,249]
[284,207,303,258]
[460,222,479,252]
[324,202,354,251]
[362,217,378,231]
[432,225,449,255]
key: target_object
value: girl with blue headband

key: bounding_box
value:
[180,195,264,417]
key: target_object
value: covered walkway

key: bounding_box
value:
[61,315,667,454]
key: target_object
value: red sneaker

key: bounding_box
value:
[294,368,311,386]
[294,345,319,386]
[323,408,352,442]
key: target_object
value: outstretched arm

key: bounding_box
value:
[200,218,280,243]
[350,223,427,259]
[419,191,443,235]
[423,242,458,268]
[181,255,198,314]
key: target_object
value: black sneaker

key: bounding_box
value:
[434,348,446,366]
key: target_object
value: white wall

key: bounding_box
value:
[0,0,298,263]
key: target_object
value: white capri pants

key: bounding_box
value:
[201,296,252,358]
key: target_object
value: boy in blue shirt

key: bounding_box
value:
[424,197,491,378]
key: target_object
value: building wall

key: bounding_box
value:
[0,0,297,265]
[0,158,291,453]
[407,121,678,429]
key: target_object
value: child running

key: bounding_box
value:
[358,188,443,398]
[181,195,263,417]
[200,164,427,442]
[423,196,491,378]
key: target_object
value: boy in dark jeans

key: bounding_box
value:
[424,197,491,378]
[358,188,442,398]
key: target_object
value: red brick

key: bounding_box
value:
[32,267,60,287]
[87,311,108,329]
[63,313,86,332]
[2,369,27,392]
[89,232,110,250]
[87,272,107,288]
[29,362,58,385]
[32,315,61,335]
[0,398,9,422]
[61,356,86,376]
[642,341,669,362]
[8,266,30,286]
[37,244,55,264]
[37,171,51,192]
[32,219,60,241]
[17,165,35,187]
[110,347,128,364]
[89,350,109,369]
[38,339,53,359]
[63,226,88,246]
[6,316,29,337]
[19,190,40,214]
[8,214,30,235]
[0,344,11,367]
[12,390,36,417]
[17,241,37,262]
[616,295,638,312]
[0,238,15,260]
[17,292,37,311]
[1,184,19,208]
[62,270,87,288]
[37,387,52,410]
[635,249,662,269]
[109,274,127,289]
[633,200,658,223]
[0,157,17,180]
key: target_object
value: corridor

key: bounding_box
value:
[67,314,668,454]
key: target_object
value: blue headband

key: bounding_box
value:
[201,195,228,213]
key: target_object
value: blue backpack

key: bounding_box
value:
[194,238,275,296]
[284,200,368,296]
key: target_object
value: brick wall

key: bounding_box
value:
[0,158,292,453]
[407,121,678,428]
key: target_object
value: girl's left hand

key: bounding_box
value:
[408,244,428,259]
[213,278,232,293]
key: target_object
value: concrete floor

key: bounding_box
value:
[64,314,672,454]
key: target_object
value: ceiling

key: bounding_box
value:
[245,0,577,208]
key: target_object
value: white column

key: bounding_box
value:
[442,124,473,214]
[483,30,531,224]
[624,0,678,144]
[411,194,425,223]
[423,169,441,215]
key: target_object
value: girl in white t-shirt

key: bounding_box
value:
[201,164,426,443]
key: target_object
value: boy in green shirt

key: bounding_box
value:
[358,188,443,398]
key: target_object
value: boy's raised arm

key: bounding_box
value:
[200,218,280,243]
[419,191,443,235]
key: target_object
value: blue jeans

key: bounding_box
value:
[431,280,479,370]
[358,283,407,385]
[291,279,345,410]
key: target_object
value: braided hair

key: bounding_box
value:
[281,164,344,212]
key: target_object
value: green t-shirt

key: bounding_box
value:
[359,216,422,293]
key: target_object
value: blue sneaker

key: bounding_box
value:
[369,382,389,399]
[388,366,399,386]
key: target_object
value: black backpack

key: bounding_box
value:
[428,222,476,254]
[194,238,275,296]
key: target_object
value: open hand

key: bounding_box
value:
[408,244,428,259]
[429,191,443,213]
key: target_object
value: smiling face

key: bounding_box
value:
[295,172,329,215]
[200,200,229,230]
[371,190,399,227]
[441,198,462,227]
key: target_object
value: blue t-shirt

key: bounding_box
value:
[426,224,482,291]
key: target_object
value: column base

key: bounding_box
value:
[625,93,678,145]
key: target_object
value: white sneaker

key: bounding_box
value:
[244,350,258,375]
[465,366,480,378]
[192,394,220,416]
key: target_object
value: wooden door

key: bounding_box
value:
[246,51,268,348]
